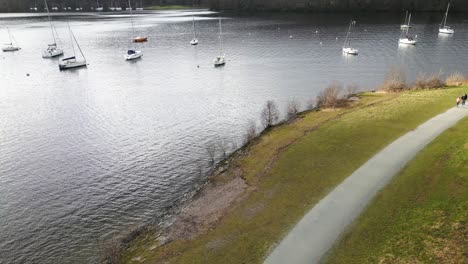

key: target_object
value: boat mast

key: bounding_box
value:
[406,13,412,35]
[219,16,224,55]
[71,29,86,61]
[442,3,450,28]
[44,0,56,45]
[192,16,196,39]
[67,22,76,57]
[343,21,353,48]
[7,27,13,45]
[404,10,408,26]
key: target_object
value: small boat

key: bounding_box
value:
[132,36,147,43]
[59,23,87,70]
[400,11,412,29]
[2,27,21,52]
[136,8,144,11]
[96,0,103,12]
[190,16,198,45]
[42,0,63,58]
[125,0,142,61]
[342,20,358,55]
[213,16,225,67]
[399,13,417,45]
[439,3,454,34]
[115,7,123,11]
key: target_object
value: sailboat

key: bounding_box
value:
[59,22,87,70]
[96,0,103,12]
[439,3,455,34]
[400,11,412,29]
[42,0,63,58]
[342,20,358,55]
[136,0,144,11]
[125,0,143,60]
[399,13,417,45]
[2,27,21,52]
[190,16,199,45]
[213,17,225,67]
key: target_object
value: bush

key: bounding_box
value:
[243,120,257,145]
[446,72,466,86]
[345,84,360,98]
[99,237,122,264]
[379,68,407,92]
[317,82,345,108]
[286,100,300,121]
[261,100,280,128]
[413,73,445,89]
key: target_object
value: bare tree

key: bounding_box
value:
[316,82,343,108]
[261,100,280,128]
[286,99,300,121]
[345,84,360,98]
[243,120,257,145]
[379,67,407,92]
[99,236,122,264]
[217,138,230,159]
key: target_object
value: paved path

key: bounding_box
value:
[264,107,468,264]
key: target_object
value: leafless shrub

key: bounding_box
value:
[413,72,445,89]
[243,120,257,145]
[217,139,230,159]
[286,100,300,121]
[345,84,360,98]
[99,237,122,264]
[261,100,280,128]
[316,82,345,108]
[446,72,466,86]
[306,98,316,110]
[379,67,407,92]
[205,143,217,164]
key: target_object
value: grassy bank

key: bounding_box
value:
[325,117,468,264]
[145,5,194,10]
[122,87,467,264]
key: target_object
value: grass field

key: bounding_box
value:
[145,5,194,10]
[325,117,468,264]
[122,87,467,264]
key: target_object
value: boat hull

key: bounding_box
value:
[2,46,20,52]
[439,28,454,34]
[343,47,358,55]
[125,51,143,60]
[190,39,199,45]
[214,56,225,67]
[59,60,87,70]
[133,37,148,43]
[42,48,64,58]
[398,38,417,45]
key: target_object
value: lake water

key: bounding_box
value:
[0,10,467,263]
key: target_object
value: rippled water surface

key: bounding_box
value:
[0,10,467,263]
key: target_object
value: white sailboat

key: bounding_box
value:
[96,0,103,12]
[213,17,225,67]
[400,11,412,29]
[42,0,63,58]
[59,23,87,70]
[2,27,21,52]
[399,13,417,45]
[190,16,199,45]
[439,3,454,34]
[125,0,142,60]
[342,20,358,55]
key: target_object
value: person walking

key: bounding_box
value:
[456,97,461,108]
[462,93,467,106]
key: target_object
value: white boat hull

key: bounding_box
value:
[343,47,358,55]
[190,39,198,45]
[398,38,417,45]
[214,56,225,66]
[439,28,454,34]
[42,47,64,58]
[136,8,144,11]
[400,25,412,29]
[2,45,20,52]
[125,50,143,60]
[59,60,87,70]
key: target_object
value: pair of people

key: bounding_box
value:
[456,93,467,108]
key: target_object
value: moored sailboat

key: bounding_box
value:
[2,27,21,52]
[399,13,417,45]
[190,16,199,45]
[342,20,358,55]
[439,3,454,34]
[59,22,87,70]
[125,0,143,60]
[400,11,412,29]
[213,16,225,67]
[42,0,63,58]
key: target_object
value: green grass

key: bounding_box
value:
[325,117,468,264]
[122,87,467,264]
[145,5,194,10]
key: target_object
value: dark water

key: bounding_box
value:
[0,10,467,263]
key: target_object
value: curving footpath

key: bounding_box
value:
[264,107,468,264]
